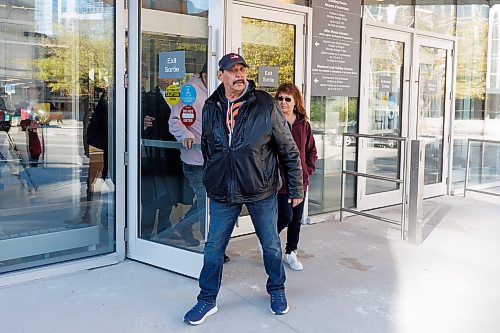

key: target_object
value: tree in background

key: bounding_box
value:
[32,22,114,97]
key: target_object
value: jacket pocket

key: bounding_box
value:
[203,152,228,196]
[234,155,267,195]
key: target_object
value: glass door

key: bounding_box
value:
[127,2,212,278]
[359,25,454,210]
[413,36,453,197]
[229,2,307,236]
[358,27,411,210]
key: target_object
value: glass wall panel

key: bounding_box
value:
[308,96,358,214]
[0,0,116,273]
[365,38,403,195]
[452,4,489,189]
[242,18,295,95]
[139,1,208,252]
[482,5,500,193]
[364,5,414,28]
[415,5,456,35]
[418,46,447,185]
[466,142,500,193]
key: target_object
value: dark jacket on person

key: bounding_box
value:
[201,80,303,203]
[278,112,317,194]
[142,86,183,177]
[86,92,109,179]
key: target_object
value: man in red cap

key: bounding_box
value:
[184,53,303,325]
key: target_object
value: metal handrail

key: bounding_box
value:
[340,133,409,239]
[142,139,201,151]
[464,138,500,198]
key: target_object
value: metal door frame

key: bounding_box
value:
[358,20,456,210]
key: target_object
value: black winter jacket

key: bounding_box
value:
[201,80,303,203]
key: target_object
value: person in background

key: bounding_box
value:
[167,64,207,247]
[275,83,317,271]
[183,53,303,325]
[0,95,6,112]
[141,76,186,238]
[17,82,55,167]
[168,63,230,261]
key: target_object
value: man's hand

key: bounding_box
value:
[183,138,195,149]
[144,115,155,128]
[288,198,303,207]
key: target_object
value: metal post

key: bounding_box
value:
[408,140,424,245]
[400,138,408,240]
[464,139,471,196]
[339,133,346,222]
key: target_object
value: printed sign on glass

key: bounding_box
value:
[180,84,197,105]
[165,85,180,105]
[180,105,196,126]
[159,51,186,79]
[258,66,279,87]
[426,79,438,94]
[378,75,392,92]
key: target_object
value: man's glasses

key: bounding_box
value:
[276,96,292,103]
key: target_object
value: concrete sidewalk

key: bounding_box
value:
[1,194,499,333]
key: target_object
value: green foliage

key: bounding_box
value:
[241,18,294,87]
[455,8,488,100]
[32,24,114,95]
[310,96,326,124]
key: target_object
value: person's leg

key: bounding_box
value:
[140,175,174,238]
[285,193,306,254]
[197,199,241,304]
[174,163,206,238]
[246,194,285,294]
[140,175,156,237]
[277,193,292,234]
[188,165,207,238]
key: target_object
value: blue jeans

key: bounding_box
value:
[197,194,285,304]
[174,163,207,238]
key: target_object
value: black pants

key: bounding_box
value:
[140,174,178,238]
[277,192,306,254]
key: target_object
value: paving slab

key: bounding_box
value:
[0,194,499,333]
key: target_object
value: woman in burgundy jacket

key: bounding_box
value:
[275,83,317,271]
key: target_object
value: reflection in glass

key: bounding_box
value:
[364,5,414,28]
[241,17,295,95]
[0,1,115,273]
[418,46,447,185]
[308,96,358,214]
[453,5,489,190]
[466,142,500,193]
[415,5,456,35]
[366,38,404,195]
[142,0,208,16]
[139,25,208,252]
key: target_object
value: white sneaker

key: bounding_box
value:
[284,251,303,271]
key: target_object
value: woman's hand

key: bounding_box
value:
[288,198,303,207]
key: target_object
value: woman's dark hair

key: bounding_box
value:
[274,83,307,120]
[200,63,207,76]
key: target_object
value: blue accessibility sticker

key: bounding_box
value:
[180,84,197,106]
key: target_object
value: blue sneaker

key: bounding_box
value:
[270,289,289,315]
[184,300,218,325]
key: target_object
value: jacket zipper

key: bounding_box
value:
[217,101,235,201]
